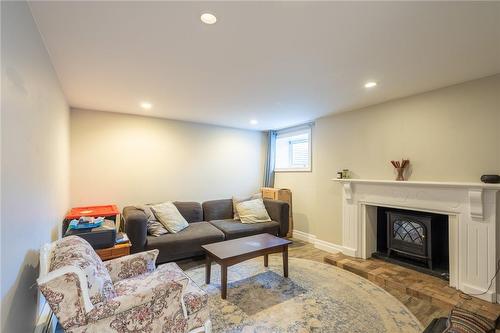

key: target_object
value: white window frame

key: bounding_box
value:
[274,126,312,172]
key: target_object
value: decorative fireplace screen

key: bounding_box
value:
[386,211,433,269]
[393,220,424,245]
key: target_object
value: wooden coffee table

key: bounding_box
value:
[202,233,292,299]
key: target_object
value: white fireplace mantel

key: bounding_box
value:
[332,178,500,303]
[333,178,500,189]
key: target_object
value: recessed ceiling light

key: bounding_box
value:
[250,119,258,125]
[364,81,377,88]
[200,13,217,25]
[140,102,152,109]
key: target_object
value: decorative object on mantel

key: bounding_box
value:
[336,170,349,179]
[481,174,500,184]
[337,169,350,179]
[390,159,410,181]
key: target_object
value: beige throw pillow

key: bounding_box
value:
[150,202,189,233]
[236,198,272,224]
[232,192,262,220]
[135,205,168,237]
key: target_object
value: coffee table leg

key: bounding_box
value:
[264,254,269,267]
[283,245,289,278]
[221,264,228,299]
[205,255,211,284]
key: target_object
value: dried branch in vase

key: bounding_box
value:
[390,159,410,181]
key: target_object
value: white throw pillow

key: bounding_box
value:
[232,193,262,220]
[150,202,189,233]
[236,198,272,224]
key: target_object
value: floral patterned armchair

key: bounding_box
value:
[37,236,211,333]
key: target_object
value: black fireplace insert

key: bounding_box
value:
[374,207,449,280]
[386,211,433,269]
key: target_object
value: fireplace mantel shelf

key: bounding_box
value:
[332,178,500,190]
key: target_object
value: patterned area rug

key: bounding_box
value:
[184,256,423,333]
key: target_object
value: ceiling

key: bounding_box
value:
[29,1,500,130]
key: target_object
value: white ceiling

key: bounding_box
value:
[29,1,500,130]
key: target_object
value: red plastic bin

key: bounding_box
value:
[63,205,120,234]
[65,205,119,219]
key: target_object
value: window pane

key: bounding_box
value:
[275,136,291,169]
[291,140,308,166]
[275,128,311,171]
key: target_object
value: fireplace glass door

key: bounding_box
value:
[387,211,433,268]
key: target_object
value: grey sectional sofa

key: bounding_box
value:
[123,198,289,263]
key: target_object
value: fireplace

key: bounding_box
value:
[375,207,449,279]
[335,178,499,302]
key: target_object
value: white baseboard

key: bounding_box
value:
[292,230,348,255]
[292,229,317,243]
[314,238,348,254]
[460,283,497,303]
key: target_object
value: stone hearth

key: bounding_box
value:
[324,252,500,325]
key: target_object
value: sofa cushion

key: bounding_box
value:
[236,198,272,224]
[150,202,189,233]
[113,262,188,297]
[88,263,190,332]
[104,250,158,283]
[146,222,225,263]
[115,262,209,332]
[173,201,203,223]
[49,236,116,304]
[134,205,168,237]
[208,219,280,240]
[202,199,233,221]
[232,193,262,220]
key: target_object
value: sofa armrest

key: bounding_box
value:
[123,206,148,254]
[263,199,289,237]
[86,277,188,326]
[104,250,158,283]
[38,268,93,330]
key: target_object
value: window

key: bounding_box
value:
[275,126,312,172]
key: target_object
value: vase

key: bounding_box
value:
[396,168,405,181]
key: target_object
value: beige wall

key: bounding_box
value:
[276,74,500,245]
[70,109,266,208]
[1,2,70,332]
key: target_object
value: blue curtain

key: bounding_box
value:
[263,130,278,187]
